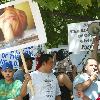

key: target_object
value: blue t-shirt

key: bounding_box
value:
[14,69,25,82]
[73,73,100,100]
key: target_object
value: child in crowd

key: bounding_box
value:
[0,61,22,100]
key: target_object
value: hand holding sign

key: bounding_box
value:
[19,49,35,96]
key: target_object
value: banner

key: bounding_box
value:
[0,44,46,69]
[0,0,47,53]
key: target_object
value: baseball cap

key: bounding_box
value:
[18,53,34,64]
[2,61,13,71]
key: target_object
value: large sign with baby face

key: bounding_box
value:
[0,0,47,53]
[68,22,92,53]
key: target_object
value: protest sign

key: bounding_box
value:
[0,44,45,69]
[0,0,47,95]
[0,0,47,53]
[68,20,100,53]
[68,20,100,72]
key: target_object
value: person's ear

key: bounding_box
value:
[1,71,4,76]
[84,66,87,71]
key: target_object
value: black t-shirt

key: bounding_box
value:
[54,72,72,100]
[60,85,72,100]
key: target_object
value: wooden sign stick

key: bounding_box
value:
[19,49,35,96]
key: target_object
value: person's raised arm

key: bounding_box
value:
[91,34,99,60]
[75,72,97,91]
[20,73,31,97]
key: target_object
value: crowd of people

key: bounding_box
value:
[0,35,100,100]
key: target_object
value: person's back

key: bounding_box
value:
[14,69,25,82]
[54,57,73,100]
[60,85,72,100]
[56,73,72,100]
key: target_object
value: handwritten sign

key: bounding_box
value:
[0,45,45,69]
[67,21,100,53]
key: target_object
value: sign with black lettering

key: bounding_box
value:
[67,21,100,53]
[0,44,45,69]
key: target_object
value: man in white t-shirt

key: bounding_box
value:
[21,54,61,100]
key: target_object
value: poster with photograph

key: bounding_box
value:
[0,0,47,53]
[68,22,91,53]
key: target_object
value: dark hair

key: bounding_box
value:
[51,51,57,56]
[18,53,34,66]
[56,50,65,61]
[36,54,53,70]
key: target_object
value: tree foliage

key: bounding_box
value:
[36,0,100,48]
[0,0,100,48]
[76,0,92,9]
[34,0,59,11]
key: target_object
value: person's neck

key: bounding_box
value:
[5,79,13,84]
[38,66,51,73]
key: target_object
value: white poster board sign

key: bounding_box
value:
[0,0,47,53]
[68,20,100,53]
